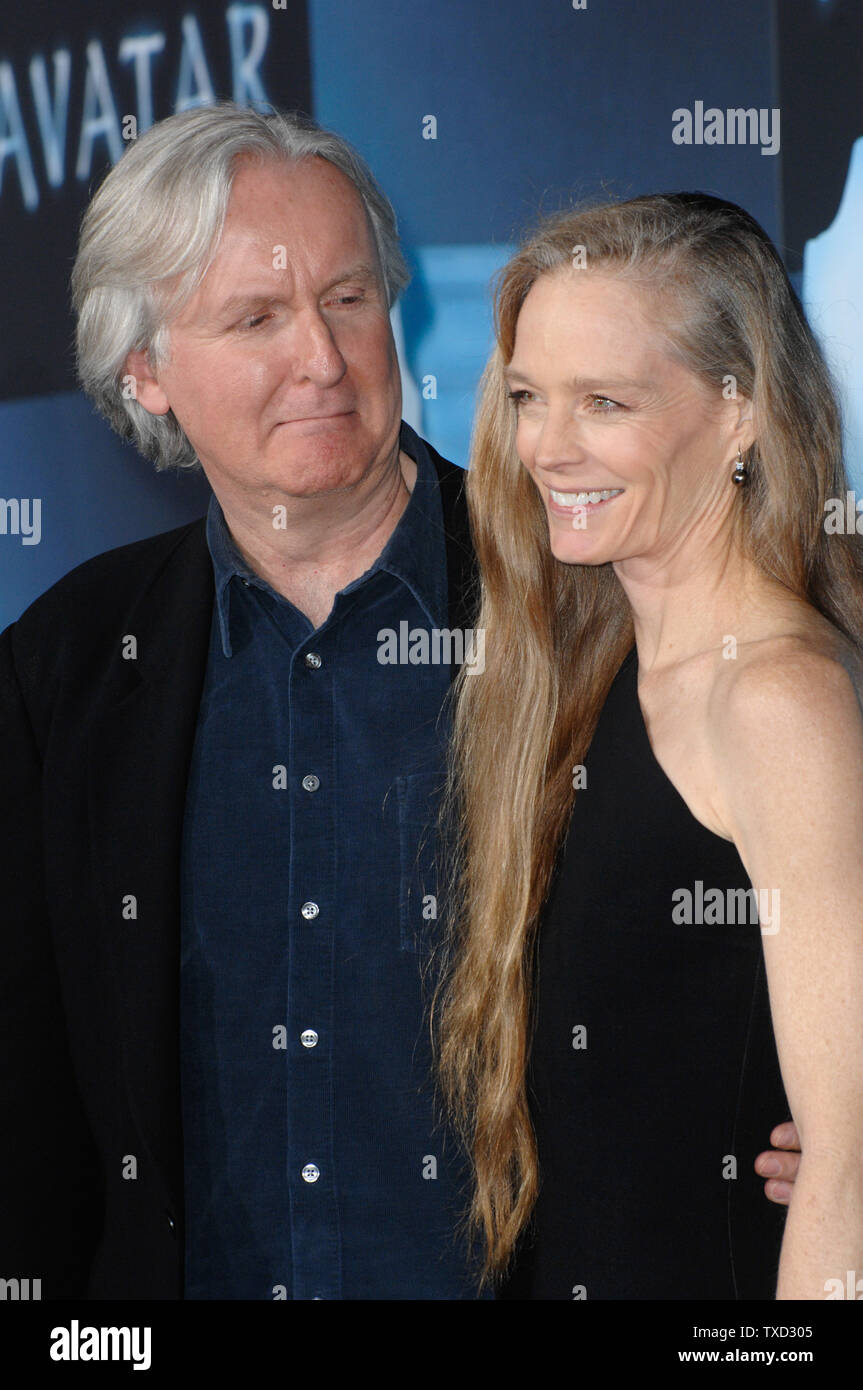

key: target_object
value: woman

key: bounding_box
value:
[437,192,863,1299]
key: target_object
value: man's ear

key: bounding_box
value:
[123,349,171,415]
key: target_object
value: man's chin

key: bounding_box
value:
[264,447,387,501]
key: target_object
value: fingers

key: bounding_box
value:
[753,1121,801,1205]
[768,1120,801,1151]
[761,1178,792,1206]
[754,1147,801,1179]
[754,1142,802,1205]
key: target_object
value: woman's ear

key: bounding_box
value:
[729,395,757,458]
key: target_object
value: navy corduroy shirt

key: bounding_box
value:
[179,424,477,1300]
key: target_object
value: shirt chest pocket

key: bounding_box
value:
[395,771,443,953]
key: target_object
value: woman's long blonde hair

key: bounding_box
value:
[435,192,863,1283]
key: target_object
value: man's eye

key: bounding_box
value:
[590,395,620,411]
[240,313,272,330]
[329,293,364,306]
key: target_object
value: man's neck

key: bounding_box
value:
[216,449,417,630]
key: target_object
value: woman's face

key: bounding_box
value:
[505,269,750,576]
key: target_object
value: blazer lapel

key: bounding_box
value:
[87,520,213,1208]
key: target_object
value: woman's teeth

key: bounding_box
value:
[550,488,623,506]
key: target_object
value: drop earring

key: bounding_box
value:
[731,447,748,485]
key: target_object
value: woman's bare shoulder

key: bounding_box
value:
[713,619,863,726]
[698,619,863,863]
[704,620,863,832]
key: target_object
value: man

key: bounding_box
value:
[0,103,799,1300]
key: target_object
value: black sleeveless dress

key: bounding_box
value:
[501,646,790,1300]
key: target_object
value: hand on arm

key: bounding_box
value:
[755,1120,801,1204]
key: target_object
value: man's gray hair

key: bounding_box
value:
[71,102,411,471]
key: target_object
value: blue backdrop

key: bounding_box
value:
[1,0,860,629]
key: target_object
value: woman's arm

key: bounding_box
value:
[714,644,863,1300]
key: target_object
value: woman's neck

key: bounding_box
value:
[613,534,798,674]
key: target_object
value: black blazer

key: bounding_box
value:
[0,443,476,1299]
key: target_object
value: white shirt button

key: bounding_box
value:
[305,652,322,669]
[302,1164,320,1183]
[301,902,319,920]
[300,1029,319,1048]
[302,774,320,792]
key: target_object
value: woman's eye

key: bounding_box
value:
[241,313,272,330]
[508,390,533,407]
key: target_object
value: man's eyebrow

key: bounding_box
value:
[213,291,281,319]
[213,264,382,319]
[318,262,384,295]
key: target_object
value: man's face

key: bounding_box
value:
[135,156,402,503]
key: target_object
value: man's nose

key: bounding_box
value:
[287,309,348,387]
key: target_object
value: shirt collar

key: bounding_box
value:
[206,421,449,658]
